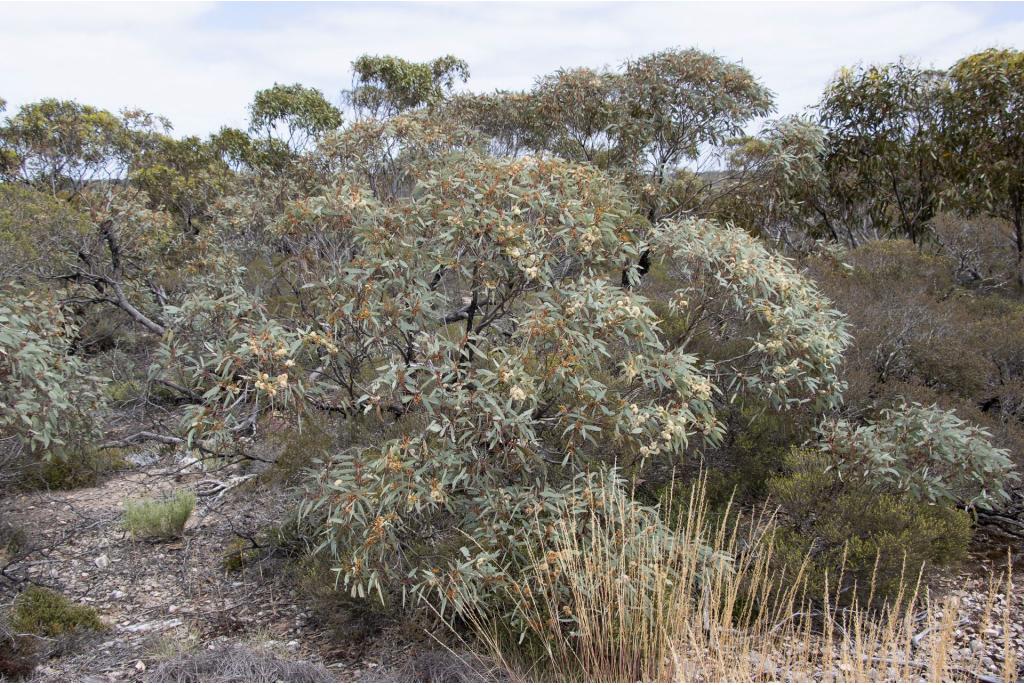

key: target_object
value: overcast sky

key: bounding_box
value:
[2,1,1022,137]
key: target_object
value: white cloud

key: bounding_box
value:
[1,1,1020,136]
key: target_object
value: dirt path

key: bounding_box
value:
[0,458,420,682]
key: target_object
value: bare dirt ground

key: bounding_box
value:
[0,455,433,682]
[2,453,1022,683]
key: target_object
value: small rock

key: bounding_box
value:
[135,661,146,672]
[111,590,125,600]
[287,640,299,650]
[94,554,111,569]
[971,638,985,654]
[168,604,178,614]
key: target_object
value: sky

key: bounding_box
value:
[2,1,1023,137]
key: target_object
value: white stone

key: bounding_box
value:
[120,618,182,633]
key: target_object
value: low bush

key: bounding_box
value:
[123,490,196,539]
[696,400,817,511]
[105,379,141,404]
[0,617,39,682]
[292,556,400,644]
[768,449,973,606]
[9,586,106,637]
[262,413,334,485]
[23,448,129,491]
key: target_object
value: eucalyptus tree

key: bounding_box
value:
[248,83,344,161]
[446,49,773,285]
[817,60,949,246]
[0,289,105,483]
[531,67,628,165]
[443,90,545,157]
[946,48,1024,288]
[716,116,857,249]
[0,99,135,198]
[619,49,775,219]
[347,54,470,118]
[0,99,199,335]
[134,134,234,234]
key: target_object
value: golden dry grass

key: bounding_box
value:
[446,479,1017,682]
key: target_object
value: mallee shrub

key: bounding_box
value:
[822,402,1018,508]
[768,449,972,607]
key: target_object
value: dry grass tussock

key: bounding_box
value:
[143,642,335,682]
[357,649,510,682]
[449,479,1018,682]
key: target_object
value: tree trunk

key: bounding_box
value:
[1014,203,1023,290]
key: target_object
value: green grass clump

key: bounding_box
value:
[123,490,196,539]
[105,379,141,403]
[11,586,106,637]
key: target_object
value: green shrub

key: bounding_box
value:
[105,379,141,403]
[768,449,972,607]
[10,586,106,637]
[123,490,196,539]
[292,556,399,644]
[700,401,816,511]
[262,512,317,558]
[24,448,129,491]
